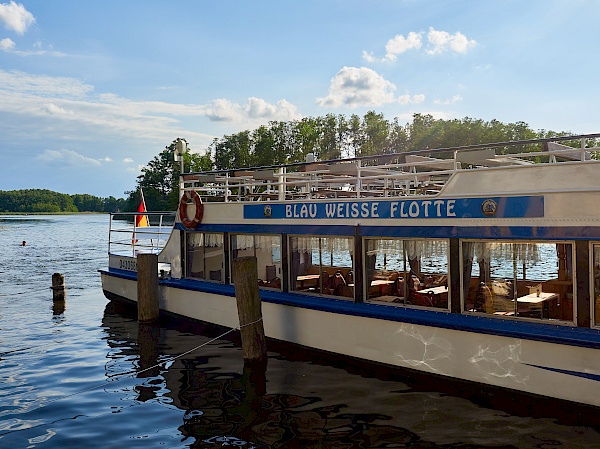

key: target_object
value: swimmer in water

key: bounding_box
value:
[21,241,26,246]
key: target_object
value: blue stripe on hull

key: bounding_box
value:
[184,223,600,240]
[101,269,600,350]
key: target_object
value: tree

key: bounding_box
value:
[127,139,212,211]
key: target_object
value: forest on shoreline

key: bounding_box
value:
[0,189,125,213]
[5,112,597,213]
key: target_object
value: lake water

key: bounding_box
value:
[1,214,600,448]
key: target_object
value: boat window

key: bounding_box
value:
[230,234,282,290]
[364,238,449,309]
[593,244,600,327]
[289,236,354,299]
[461,241,574,323]
[186,232,224,283]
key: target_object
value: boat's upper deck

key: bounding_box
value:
[181,135,600,203]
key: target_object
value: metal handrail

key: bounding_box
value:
[108,211,175,256]
[180,134,600,203]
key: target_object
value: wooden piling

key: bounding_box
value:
[232,256,267,366]
[137,253,159,323]
[51,272,65,302]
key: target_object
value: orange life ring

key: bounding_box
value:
[179,191,204,229]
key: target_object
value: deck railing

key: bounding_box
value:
[108,212,175,256]
[181,134,600,203]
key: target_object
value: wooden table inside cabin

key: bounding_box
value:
[514,292,558,318]
[296,274,320,289]
[346,279,395,296]
[416,285,448,295]
[416,285,449,307]
[369,279,395,295]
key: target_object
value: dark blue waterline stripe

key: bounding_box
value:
[525,364,600,382]
[100,269,600,350]
[179,223,600,240]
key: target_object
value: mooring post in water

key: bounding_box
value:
[137,253,159,323]
[232,256,267,366]
[51,272,65,302]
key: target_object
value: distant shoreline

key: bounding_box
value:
[0,212,107,216]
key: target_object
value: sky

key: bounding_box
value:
[1,0,599,198]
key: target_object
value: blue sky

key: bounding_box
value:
[1,0,599,198]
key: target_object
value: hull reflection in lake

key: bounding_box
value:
[102,301,600,449]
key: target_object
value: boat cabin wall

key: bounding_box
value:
[158,229,182,278]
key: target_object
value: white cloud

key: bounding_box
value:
[126,164,144,173]
[204,98,243,122]
[433,94,463,105]
[0,69,303,158]
[0,36,14,50]
[384,32,423,62]
[36,149,102,167]
[363,28,476,62]
[204,97,301,122]
[0,70,93,97]
[398,93,425,105]
[101,156,112,162]
[122,157,134,163]
[0,69,215,146]
[41,102,73,115]
[0,1,35,35]
[426,28,476,55]
[363,32,423,63]
[317,66,400,108]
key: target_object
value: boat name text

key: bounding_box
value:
[243,196,544,220]
[285,200,456,219]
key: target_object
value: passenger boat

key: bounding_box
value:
[100,134,600,408]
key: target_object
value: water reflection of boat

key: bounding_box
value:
[100,302,600,447]
[101,134,600,409]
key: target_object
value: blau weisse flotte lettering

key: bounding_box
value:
[285,200,456,219]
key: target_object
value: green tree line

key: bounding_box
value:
[0,189,126,213]
[129,112,595,212]
[6,113,594,214]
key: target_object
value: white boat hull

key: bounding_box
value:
[101,271,600,408]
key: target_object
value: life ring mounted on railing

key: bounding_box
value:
[179,190,204,229]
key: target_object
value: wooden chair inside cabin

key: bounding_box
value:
[408,274,420,301]
[335,283,354,298]
[332,271,346,290]
[320,270,332,294]
[268,277,281,289]
[434,274,448,287]
[266,265,277,282]
[393,276,405,299]
[345,270,354,286]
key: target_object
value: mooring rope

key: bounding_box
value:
[0,286,60,297]
[0,317,263,437]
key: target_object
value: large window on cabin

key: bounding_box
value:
[593,244,600,327]
[230,234,282,290]
[461,241,574,322]
[289,236,354,299]
[186,232,225,282]
[364,238,449,309]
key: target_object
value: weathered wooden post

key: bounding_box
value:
[136,322,160,402]
[51,272,65,302]
[137,253,159,323]
[232,256,267,366]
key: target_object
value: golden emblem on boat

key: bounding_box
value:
[263,205,272,217]
[481,199,498,216]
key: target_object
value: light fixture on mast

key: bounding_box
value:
[174,138,187,198]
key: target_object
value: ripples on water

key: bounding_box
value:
[1,215,600,448]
